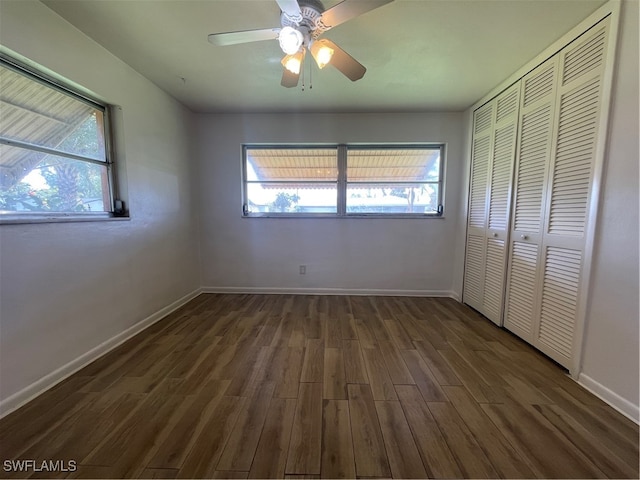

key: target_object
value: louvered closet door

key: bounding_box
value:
[463,101,494,313]
[464,84,520,325]
[481,83,520,324]
[504,57,560,341]
[535,17,611,367]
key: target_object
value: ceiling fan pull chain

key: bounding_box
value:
[309,57,313,90]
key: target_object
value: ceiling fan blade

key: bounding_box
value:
[322,39,366,81]
[281,68,301,88]
[319,0,394,30]
[276,0,302,20]
[208,28,280,46]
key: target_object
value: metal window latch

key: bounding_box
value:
[437,204,444,216]
[242,204,249,216]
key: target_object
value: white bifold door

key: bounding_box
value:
[464,14,615,371]
[504,17,613,368]
[463,82,521,325]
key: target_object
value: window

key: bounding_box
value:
[346,147,443,214]
[0,55,120,220]
[243,144,444,217]
[244,147,338,214]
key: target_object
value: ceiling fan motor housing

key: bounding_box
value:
[280,0,328,41]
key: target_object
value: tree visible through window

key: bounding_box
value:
[346,148,442,214]
[0,57,115,216]
[244,147,338,214]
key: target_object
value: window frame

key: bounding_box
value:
[0,53,124,224]
[242,143,446,218]
[242,144,340,217]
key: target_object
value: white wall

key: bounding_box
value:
[452,111,474,297]
[0,1,201,411]
[579,0,639,418]
[195,112,463,295]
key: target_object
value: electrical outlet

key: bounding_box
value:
[299,265,306,275]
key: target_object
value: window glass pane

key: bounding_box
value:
[0,64,106,161]
[347,148,440,182]
[346,184,439,214]
[0,145,110,213]
[246,148,337,182]
[247,183,337,214]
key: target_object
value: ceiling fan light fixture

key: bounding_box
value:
[278,26,303,55]
[281,50,304,74]
[208,0,391,86]
[310,39,334,69]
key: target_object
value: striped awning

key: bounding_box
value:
[0,63,99,188]
[347,149,440,182]
[248,148,338,182]
[246,147,440,189]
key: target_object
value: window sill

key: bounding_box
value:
[0,213,130,225]
[243,214,446,220]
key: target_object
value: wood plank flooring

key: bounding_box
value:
[0,294,638,479]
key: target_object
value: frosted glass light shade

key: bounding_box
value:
[310,39,334,69]
[279,26,303,55]
[281,54,302,74]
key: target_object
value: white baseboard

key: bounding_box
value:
[202,286,458,298]
[0,288,202,419]
[578,373,639,424]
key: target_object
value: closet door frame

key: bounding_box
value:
[566,12,620,375]
[464,0,621,377]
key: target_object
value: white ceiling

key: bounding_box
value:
[42,0,604,113]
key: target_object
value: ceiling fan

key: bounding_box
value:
[207,0,394,88]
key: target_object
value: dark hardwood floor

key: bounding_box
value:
[0,294,638,479]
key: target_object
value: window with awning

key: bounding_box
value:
[243,145,444,216]
[0,56,116,218]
